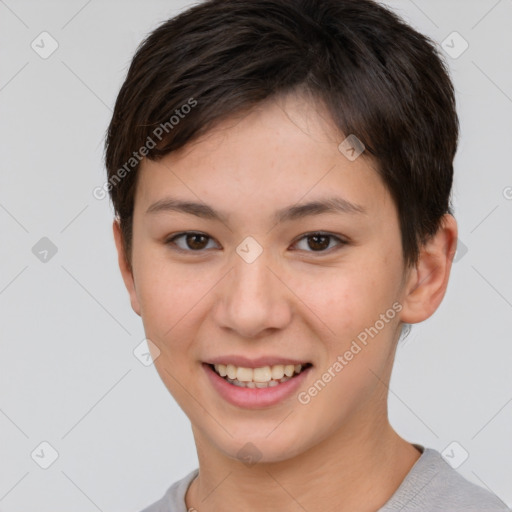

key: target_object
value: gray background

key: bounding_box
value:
[0,0,511,510]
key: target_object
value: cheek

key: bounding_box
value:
[292,262,392,329]
[136,265,201,396]
[291,256,402,370]
[133,257,207,345]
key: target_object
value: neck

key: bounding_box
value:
[186,414,421,512]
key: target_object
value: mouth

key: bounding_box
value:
[207,362,313,389]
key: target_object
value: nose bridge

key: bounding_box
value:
[227,234,273,292]
[215,238,291,337]
[233,245,273,297]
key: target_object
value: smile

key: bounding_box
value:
[210,363,312,388]
[203,361,313,408]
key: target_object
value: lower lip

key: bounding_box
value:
[202,363,312,409]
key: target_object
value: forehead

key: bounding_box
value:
[134,93,391,222]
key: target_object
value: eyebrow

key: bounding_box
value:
[145,196,366,223]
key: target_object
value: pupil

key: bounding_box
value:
[309,234,329,251]
[187,233,207,250]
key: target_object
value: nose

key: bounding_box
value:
[213,246,293,339]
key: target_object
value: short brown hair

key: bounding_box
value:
[104,0,459,269]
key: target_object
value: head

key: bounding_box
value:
[104,0,458,464]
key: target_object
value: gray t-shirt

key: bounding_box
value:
[140,445,510,511]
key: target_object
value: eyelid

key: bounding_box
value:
[165,231,219,252]
[290,231,348,252]
[165,231,348,253]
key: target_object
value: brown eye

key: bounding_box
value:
[293,232,347,253]
[307,234,331,251]
[185,233,209,250]
[166,232,217,252]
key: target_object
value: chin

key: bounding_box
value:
[212,430,310,466]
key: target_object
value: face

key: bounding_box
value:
[115,93,418,464]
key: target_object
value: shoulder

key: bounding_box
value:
[138,468,199,512]
[380,447,510,512]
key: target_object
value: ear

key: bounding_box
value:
[112,219,141,316]
[400,214,458,324]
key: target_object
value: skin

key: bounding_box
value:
[113,92,458,512]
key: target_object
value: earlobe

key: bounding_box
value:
[400,214,458,324]
[112,219,141,317]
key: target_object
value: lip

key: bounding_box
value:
[205,355,311,368]
[203,362,313,409]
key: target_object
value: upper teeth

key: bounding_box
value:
[214,364,303,382]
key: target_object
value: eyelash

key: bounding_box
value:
[164,231,348,255]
